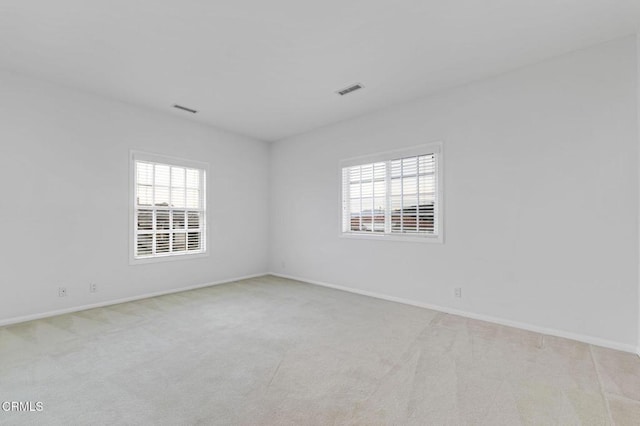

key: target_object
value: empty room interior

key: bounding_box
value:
[2,0,640,424]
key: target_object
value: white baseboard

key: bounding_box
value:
[270,272,638,354]
[0,272,269,327]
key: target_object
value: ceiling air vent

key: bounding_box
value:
[173,104,198,114]
[336,83,364,96]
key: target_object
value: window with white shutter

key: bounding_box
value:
[341,143,443,242]
[130,151,207,263]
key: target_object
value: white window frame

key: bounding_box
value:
[339,142,444,243]
[129,150,209,264]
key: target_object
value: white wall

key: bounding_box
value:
[0,70,270,323]
[637,33,640,355]
[270,37,639,350]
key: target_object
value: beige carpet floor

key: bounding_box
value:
[1,275,639,425]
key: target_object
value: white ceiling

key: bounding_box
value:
[1,0,640,142]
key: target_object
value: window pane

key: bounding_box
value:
[186,169,199,189]
[156,233,170,253]
[173,211,185,229]
[187,211,200,229]
[136,234,153,256]
[390,178,402,196]
[355,197,373,232]
[373,162,385,179]
[187,232,200,251]
[349,192,362,231]
[173,233,186,252]
[419,154,436,172]
[361,215,373,232]
[155,164,170,187]
[361,164,373,181]
[350,183,361,199]
[137,185,153,206]
[402,157,418,175]
[349,167,360,183]
[373,180,385,196]
[171,187,185,208]
[137,162,153,185]
[403,176,417,195]
[419,192,435,203]
[402,195,418,208]
[171,167,185,188]
[155,186,169,206]
[361,197,374,213]
[402,208,418,232]
[350,214,361,232]
[372,198,386,233]
[390,159,402,177]
[156,210,170,230]
[393,195,417,233]
[419,175,435,194]
[186,189,199,209]
[391,196,402,231]
[349,198,361,214]
[137,210,153,230]
[417,203,435,233]
[361,181,373,198]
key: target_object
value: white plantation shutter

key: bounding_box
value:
[132,153,207,260]
[342,144,441,240]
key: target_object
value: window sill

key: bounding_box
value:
[339,232,443,244]
[129,251,209,265]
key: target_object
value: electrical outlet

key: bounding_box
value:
[58,287,67,297]
[281,261,286,269]
[454,287,462,298]
[89,283,97,293]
